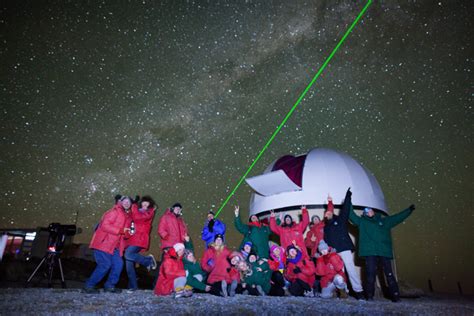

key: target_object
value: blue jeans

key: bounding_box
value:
[124,246,152,290]
[85,249,123,289]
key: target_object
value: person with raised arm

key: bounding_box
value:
[201,210,226,248]
[349,203,415,302]
[269,206,310,258]
[323,188,364,299]
[234,206,271,259]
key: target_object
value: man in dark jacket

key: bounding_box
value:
[323,188,364,299]
[349,204,415,302]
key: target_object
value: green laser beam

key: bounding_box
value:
[215,0,372,218]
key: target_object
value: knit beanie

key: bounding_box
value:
[318,240,329,252]
[173,243,185,253]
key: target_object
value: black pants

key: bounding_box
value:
[242,284,260,296]
[209,281,225,297]
[289,279,311,296]
[269,271,285,296]
[365,256,400,300]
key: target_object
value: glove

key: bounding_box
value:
[293,267,301,274]
[208,219,215,232]
[409,204,416,211]
[207,259,214,267]
[114,194,122,203]
[345,187,352,199]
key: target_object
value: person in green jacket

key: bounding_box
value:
[349,204,415,302]
[182,236,211,294]
[234,206,271,259]
[237,256,270,296]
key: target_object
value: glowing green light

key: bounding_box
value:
[215,0,372,217]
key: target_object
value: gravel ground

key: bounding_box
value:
[0,289,473,315]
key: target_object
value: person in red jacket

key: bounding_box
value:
[304,215,325,257]
[201,234,232,297]
[315,240,348,299]
[83,196,133,294]
[269,206,310,259]
[228,251,244,297]
[154,242,189,298]
[284,244,316,297]
[158,203,188,251]
[124,195,158,292]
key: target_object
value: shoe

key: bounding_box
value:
[82,287,100,294]
[126,288,137,294]
[256,285,266,296]
[391,296,401,303]
[174,290,185,298]
[148,254,157,271]
[104,287,122,293]
[183,285,193,297]
[354,291,365,300]
[304,290,314,297]
[337,288,348,299]
[220,280,228,297]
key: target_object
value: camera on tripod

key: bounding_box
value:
[26,223,80,288]
[45,223,78,254]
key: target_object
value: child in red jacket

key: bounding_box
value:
[315,240,348,299]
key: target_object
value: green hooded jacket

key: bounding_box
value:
[349,207,413,258]
[182,239,208,291]
[234,215,271,259]
[243,260,271,294]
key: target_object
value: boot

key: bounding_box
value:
[337,288,348,299]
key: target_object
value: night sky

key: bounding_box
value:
[1,1,472,294]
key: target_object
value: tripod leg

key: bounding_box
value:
[48,254,54,288]
[26,256,47,286]
[58,258,66,288]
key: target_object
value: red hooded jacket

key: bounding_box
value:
[89,204,132,256]
[154,248,186,296]
[284,252,316,286]
[315,250,346,288]
[304,221,325,257]
[201,245,232,284]
[126,203,155,250]
[157,209,188,249]
[270,208,310,258]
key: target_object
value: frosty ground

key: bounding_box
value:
[0,289,473,315]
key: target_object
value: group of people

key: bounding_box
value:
[83,189,415,302]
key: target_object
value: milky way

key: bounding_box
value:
[0,1,472,293]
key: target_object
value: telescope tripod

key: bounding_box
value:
[26,251,66,288]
